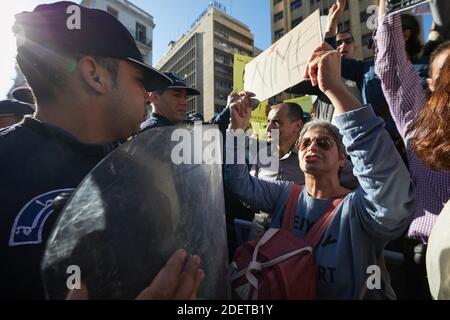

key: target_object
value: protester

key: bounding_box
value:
[225,43,415,299]
[374,1,450,299]
[287,0,362,122]
[247,102,358,241]
[0,1,203,300]
[422,55,450,299]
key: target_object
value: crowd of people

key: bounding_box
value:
[0,0,449,300]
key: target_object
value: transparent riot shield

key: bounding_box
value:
[41,125,229,299]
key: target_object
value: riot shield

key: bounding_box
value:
[41,125,229,299]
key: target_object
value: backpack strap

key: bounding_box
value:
[281,184,302,231]
[304,194,347,248]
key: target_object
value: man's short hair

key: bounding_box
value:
[336,30,355,42]
[17,46,119,104]
[281,102,305,122]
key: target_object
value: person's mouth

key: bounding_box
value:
[304,154,322,161]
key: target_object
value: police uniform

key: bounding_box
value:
[0,1,170,299]
[140,72,200,132]
[0,118,116,299]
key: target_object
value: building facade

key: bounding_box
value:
[81,0,154,65]
[155,2,255,121]
[271,0,378,60]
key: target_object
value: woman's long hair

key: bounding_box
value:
[410,54,450,171]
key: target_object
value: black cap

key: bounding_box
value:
[0,100,35,117]
[13,1,171,92]
[11,86,35,105]
[161,72,200,96]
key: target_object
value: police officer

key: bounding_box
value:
[0,1,202,300]
[141,72,200,131]
[0,99,34,128]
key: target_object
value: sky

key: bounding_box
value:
[0,1,433,100]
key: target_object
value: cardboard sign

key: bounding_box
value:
[244,9,322,102]
[234,53,269,139]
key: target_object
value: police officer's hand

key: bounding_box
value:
[228,91,255,130]
[66,249,204,300]
[136,249,204,300]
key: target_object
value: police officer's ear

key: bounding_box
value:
[78,56,109,94]
[148,91,160,105]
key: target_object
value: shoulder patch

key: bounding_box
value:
[9,189,75,246]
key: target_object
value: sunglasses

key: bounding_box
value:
[298,137,335,151]
[336,38,354,46]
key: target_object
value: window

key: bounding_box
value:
[291,17,303,28]
[136,22,147,44]
[107,6,118,18]
[290,0,302,11]
[274,28,284,40]
[273,11,283,22]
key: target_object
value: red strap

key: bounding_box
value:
[304,195,347,247]
[281,184,302,230]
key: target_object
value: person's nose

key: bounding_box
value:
[180,98,188,107]
[307,138,319,152]
[266,122,274,133]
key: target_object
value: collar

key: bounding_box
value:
[280,144,298,161]
[21,116,117,156]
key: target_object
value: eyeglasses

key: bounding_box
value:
[298,137,335,151]
[336,38,354,46]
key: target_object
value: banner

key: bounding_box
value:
[234,53,268,139]
[244,10,323,102]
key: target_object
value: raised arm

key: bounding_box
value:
[224,92,290,213]
[304,42,415,239]
[324,0,346,39]
[374,10,425,141]
[303,42,361,114]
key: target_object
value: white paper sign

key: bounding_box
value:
[244,9,323,101]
